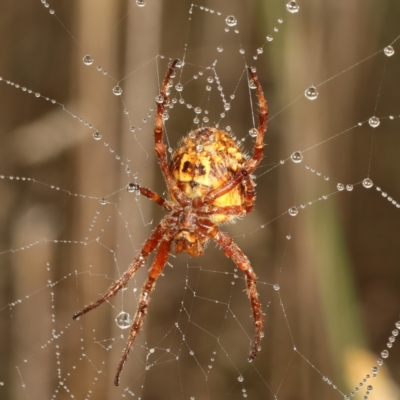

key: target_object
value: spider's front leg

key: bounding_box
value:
[72,221,166,320]
[212,228,263,361]
[114,236,173,386]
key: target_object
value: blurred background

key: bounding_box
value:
[1,0,400,399]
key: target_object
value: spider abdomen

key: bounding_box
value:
[170,127,255,223]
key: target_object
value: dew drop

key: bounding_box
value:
[384,45,394,57]
[155,94,164,103]
[291,151,303,163]
[305,86,318,100]
[127,183,137,193]
[225,15,237,27]
[194,107,202,114]
[217,46,224,52]
[288,207,298,217]
[381,350,389,358]
[337,183,345,191]
[175,83,183,92]
[237,375,244,382]
[368,116,380,128]
[136,0,146,7]
[286,1,300,13]
[224,103,231,111]
[248,79,257,89]
[113,86,123,96]
[266,35,273,42]
[115,311,131,329]
[273,284,280,291]
[346,184,354,192]
[362,178,373,189]
[93,131,102,140]
[99,198,107,205]
[396,321,400,329]
[249,128,258,137]
[83,55,93,65]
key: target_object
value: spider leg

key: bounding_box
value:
[114,237,173,386]
[129,183,178,212]
[245,66,268,172]
[154,59,190,207]
[194,67,267,207]
[72,221,166,320]
[211,228,263,361]
[198,177,256,217]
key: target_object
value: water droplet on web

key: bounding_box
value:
[225,15,237,27]
[113,86,123,96]
[224,103,231,111]
[266,35,273,42]
[35,92,40,98]
[127,183,137,193]
[155,94,164,103]
[194,107,202,114]
[368,116,380,128]
[99,198,107,205]
[305,86,318,100]
[336,183,344,191]
[83,55,93,65]
[291,151,303,163]
[273,284,280,291]
[93,131,102,140]
[237,375,244,382]
[286,0,300,13]
[249,128,258,137]
[384,45,394,57]
[217,46,223,52]
[381,350,389,358]
[248,79,257,90]
[288,207,298,217]
[175,83,183,92]
[346,184,353,191]
[115,311,132,329]
[136,0,146,7]
[362,178,373,188]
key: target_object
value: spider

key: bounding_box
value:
[73,59,268,386]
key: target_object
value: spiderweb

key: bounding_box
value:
[1,1,400,399]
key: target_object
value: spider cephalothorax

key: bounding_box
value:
[73,59,268,386]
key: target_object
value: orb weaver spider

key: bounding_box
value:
[73,59,268,386]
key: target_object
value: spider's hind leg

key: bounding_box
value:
[212,228,263,361]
